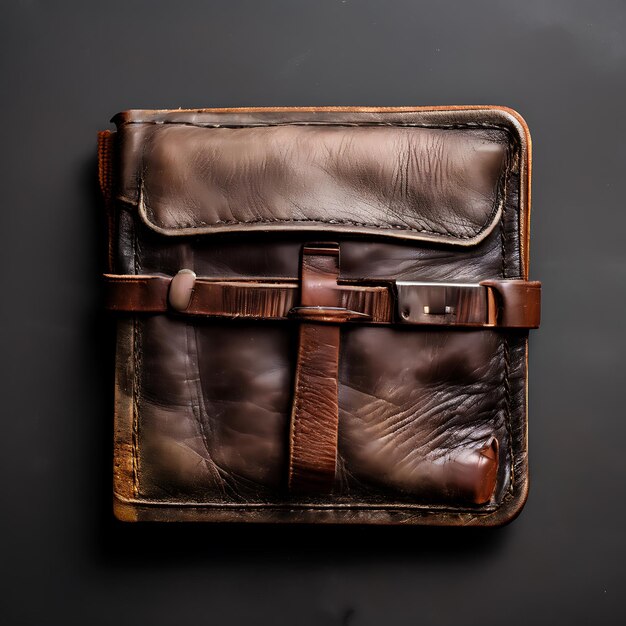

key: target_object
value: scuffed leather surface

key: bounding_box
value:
[289,322,341,492]
[137,319,293,500]
[116,122,509,244]
[110,107,531,524]
[337,328,508,501]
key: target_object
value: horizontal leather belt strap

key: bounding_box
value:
[103,273,541,329]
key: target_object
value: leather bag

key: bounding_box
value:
[99,106,541,525]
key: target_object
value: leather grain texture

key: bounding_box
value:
[103,106,535,526]
[118,123,508,245]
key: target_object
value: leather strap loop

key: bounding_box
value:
[288,243,342,494]
[104,274,169,312]
[481,279,541,329]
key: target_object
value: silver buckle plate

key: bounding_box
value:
[395,282,490,326]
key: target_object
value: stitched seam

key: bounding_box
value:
[131,226,140,498]
[127,121,513,241]
[500,160,509,279]
[499,147,515,498]
[287,328,304,486]
[502,338,514,496]
[113,495,501,515]
[142,209,488,239]
[121,120,511,131]
[131,320,139,497]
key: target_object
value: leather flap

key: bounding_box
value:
[115,114,511,246]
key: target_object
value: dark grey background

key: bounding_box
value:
[2,1,624,624]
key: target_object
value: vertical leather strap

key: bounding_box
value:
[288,243,342,494]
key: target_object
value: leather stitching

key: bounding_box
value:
[502,337,514,497]
[131,318,139,498]
[139,204,499,240]
[499,145,515,499]
[287,353,301,488]
[112,493,501,515]
[121,120,511,132]
[131,214,143,498]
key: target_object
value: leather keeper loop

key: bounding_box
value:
[481,279,541,329]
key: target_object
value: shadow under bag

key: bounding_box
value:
[99,106,541,525]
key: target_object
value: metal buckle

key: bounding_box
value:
[395,282,492,326]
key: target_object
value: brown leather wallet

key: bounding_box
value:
[99,106,541,525]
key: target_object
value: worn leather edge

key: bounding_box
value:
[112,479,528,526]
[111,105,527,126]
[112,318,137,505]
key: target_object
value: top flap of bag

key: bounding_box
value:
[113,107,525,246]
